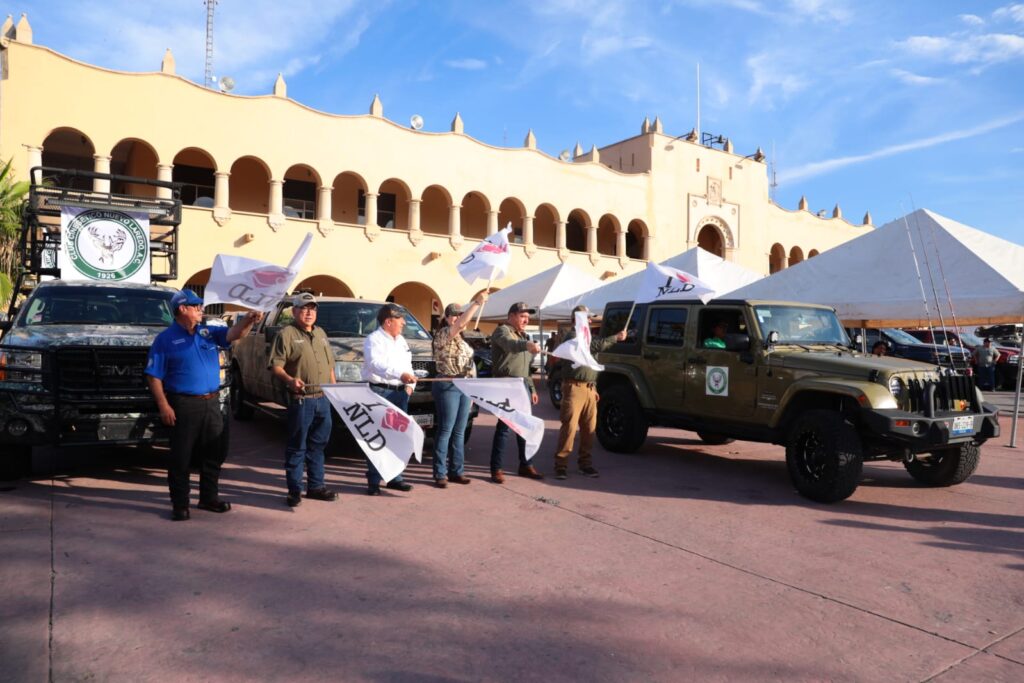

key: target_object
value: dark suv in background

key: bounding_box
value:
[859,328,972,372]
[907,328,1020,390]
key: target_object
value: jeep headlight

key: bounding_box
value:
[334,361,363,383]
[888,376,904,399]
[0,350,43,383]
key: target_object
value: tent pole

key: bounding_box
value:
[861,326,867,353]
[539,316,545,378]
[1010,324,1023,448]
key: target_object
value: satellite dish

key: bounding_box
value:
[410,114,424,130]
[218,76,236,92]
[558,149,571,162]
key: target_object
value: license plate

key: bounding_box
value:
[951,415,974,435]
[412,413,434,428]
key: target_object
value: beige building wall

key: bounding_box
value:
[0,22,872,327]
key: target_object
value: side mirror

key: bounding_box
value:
[767,330,780,347]
[854,333,863,346]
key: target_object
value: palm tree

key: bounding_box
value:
[0,158,30,310]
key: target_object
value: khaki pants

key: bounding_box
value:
[554,380,598,469]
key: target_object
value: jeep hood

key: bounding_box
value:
[776,350,937,377]
[327,336,433,362]
[2,324,161,349]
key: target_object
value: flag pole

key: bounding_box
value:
[473,276,493,330]
[621,301,638,333]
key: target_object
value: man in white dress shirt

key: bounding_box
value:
[361,303,417,495]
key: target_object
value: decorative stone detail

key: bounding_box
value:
[589,145,600,163]
[524,129,536,149]
[798,196,809,211]
[451,112,464,134]
[161,49,175,74]
[213,207,232,226]
[1,16,13,40]
[524,244,537,258]
[267,214,285,232]
[557,248,570,263]
[863,211,873,226]
[365,225,382,242]
[652,116,663,133]
[15,13,31,43]
[589,251,600,265]
[273,73,287,98]
[618,255,629,269]
[723,138,733,153]
[317,219,335,237]
[369,94,383,117]
[573,141,584,158]
[707,177,723,207]
[641,116,651,134]
[408,229,424,246]
[832,203,842,219]
[449,235,464,250]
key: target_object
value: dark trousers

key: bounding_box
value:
[490,420,528,473]
[367,385,409,486]
[167,394,228,508]
[978,365,996,391]
[285,395,332,494]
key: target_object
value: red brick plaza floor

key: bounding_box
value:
[2,384,1022,682]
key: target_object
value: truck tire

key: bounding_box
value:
[785,410,863,503]
[549,375,563,409]
[697,432,735,445]
[230,367,255,421]
[0,445,33,480]
[596,384,648,453]
[904,442,980,486]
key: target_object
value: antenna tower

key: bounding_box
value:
[204,0,217,89]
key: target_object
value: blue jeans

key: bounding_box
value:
[432,381,472,480]
[367,384,409,486]
[284,395,332,494]
[490,419,527,472]
[978,365,996,390]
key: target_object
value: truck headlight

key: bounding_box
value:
[334,361,363,383]
[0,350,43,383]
[888,376,904,399]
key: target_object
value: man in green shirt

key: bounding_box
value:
[703,320,728,349]
[269,292,338,508]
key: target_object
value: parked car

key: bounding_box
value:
[976,324,1023,349]
[907,328,1020,389]
[857,328,972,372]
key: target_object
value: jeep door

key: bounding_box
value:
[641,304,691,411]
[683,306,758,419]
[249,303,292,404]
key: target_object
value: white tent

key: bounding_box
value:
[728,209,1024,327]
[479,262,603,321]
[545,246,763,317]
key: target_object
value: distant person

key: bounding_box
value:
[871,341,887,356]
[145,289,261,521]
[703,320,728,349]
[973,338,999,391]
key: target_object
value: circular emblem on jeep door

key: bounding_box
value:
[707,367,728,395]
[65,209,148,281]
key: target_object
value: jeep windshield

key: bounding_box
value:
[314,302,432,342]
[754,305,850,345]
[18,288,174,326]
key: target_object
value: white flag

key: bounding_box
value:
[552,311,604,371]
[322,384,425,483]
[453,378,544,461]
[203,233,313,312]
[457,224,513,284]
[634,261,716,305]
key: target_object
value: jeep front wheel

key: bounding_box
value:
[785,410,863,503]
[230,367,255,420]
[596,384,648,453]
[548,375,563,409]
[904,442,980,486]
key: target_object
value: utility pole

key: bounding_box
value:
[204,0,217,88]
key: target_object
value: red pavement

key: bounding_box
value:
[1,383,1022,682]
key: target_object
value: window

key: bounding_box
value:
[646,307,687,346]
[357,190,397,228]
[601,304,643,348]
[698,309,748,350]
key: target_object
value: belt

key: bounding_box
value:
[169,391,218,400]
[563,379,596,388]
[370,382,401,390]
[291,391,324,400]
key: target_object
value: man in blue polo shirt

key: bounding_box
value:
[145,289,261,521]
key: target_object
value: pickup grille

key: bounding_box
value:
[412,360,436,393]
[904,374,976,414]
[55,347,151,396]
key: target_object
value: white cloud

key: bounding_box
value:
[959,14,985,27]
[993,4,1024,23]
[889,68,944,85]
[778,111,1024,184]
[786,0,851,23]
[443,58,488,70]
[747,53,806,105]
[899,32,1024,67]
[580,34,653,61]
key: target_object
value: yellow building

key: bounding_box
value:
[0,15,872,327]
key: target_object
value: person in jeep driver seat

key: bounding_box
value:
[703,319,729,349]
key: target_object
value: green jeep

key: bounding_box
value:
[595,300,1000,502]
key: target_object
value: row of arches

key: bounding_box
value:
[36,127,650,260]
[768,243,820,274]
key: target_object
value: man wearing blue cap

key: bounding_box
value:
[145,289,261,521]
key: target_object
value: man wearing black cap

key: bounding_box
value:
[146,289,261,521]
[489,302,544,482]
[552,305,626,480]
[269,292,338,507]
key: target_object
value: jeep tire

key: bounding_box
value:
[548,375,563,409]
[0,445,33,480]
[904,442,980,486]
[230,367,255,420]
[785,410,863,503]
[596,383,648,453]
[697,432,735,445]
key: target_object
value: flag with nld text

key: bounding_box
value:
[551,310,604,372]
[634,261,716,305]
[322,384,424,483]
[452,378,544,460]
[203,233,313,312]
[457,224,513,284]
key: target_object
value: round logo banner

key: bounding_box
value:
[59,208,151,283]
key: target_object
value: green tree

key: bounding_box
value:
[0,158,30,310]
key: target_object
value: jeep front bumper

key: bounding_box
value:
[859,403,999,450]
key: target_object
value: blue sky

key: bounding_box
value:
[10,0,1024,244]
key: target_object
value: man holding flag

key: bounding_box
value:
[550,305,626,480]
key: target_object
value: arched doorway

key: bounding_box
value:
[388,281,441,332]
[808,249,820,258]
[283,164,319,220]
[173,147,217,208]
[789,246,804,266]
[421,185,451,235]
[769,243,786,273]
[461,191,489,240]
[534,204,558,249]
[229,156,271,213]
[566,209,590,253]
[696,224,724,257]
[110,138,159,196]
[626,219,647,259]
[331,171,366,224]
[498,197,526,244]
[596,214,619,256]
[295,275,353,298]
[41,127,95,190]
